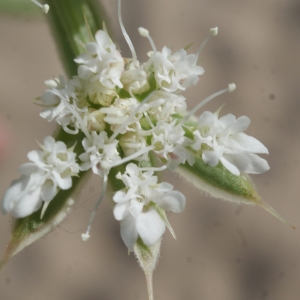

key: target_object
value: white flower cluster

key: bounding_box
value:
[1,6,270,250]
[2,136,79,218]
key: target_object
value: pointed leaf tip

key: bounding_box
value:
[258,201,295,229]
[134,238,161,300]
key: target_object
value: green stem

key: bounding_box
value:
[44,0,110,77]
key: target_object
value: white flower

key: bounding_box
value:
[144,46,204,92]
[82,80,117,107]
[1,136,79,218]
[192,111,270,175]
[40,75,87,133]
[119,131,148,161]
[79,131,121,176]
[113,163,185,251]
[142,90,187,122]
[152,120,195,170]
[1,175,44,218]
[121,61,150,94]
[100,97,141,133]
[74,30,124,89]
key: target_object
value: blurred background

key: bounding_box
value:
[1,0,300,299]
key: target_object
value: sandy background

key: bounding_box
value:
[1,0,300,299]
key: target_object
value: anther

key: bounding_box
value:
[228,83,236,93]
[138,27,157,54]
[210,27,218,36]
[138,27,149,37]
[31,0,49,14]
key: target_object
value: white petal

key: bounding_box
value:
[219,114,236,127]
[11,188,43,218]
[219,156,240,176]
[230,116,250,134]
[18,163,38,175]
[198,111,216,127]
[113,190,128,204]
[156,191,186,213]
[53,171,72,190]
[95,30,111,48]
[27,150,44,165]
[41,90,60,105]
[232,133,268,154]
[2,176,43,218]
[136,209,166,246]
[120,214,138,251]
[43,136,55,150]
[113,202,129,221]
[223,152,270,174]
[86,42,98,55]
[41,180,57,201]
[202,150,220,167]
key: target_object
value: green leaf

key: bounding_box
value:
[177,156,294,228]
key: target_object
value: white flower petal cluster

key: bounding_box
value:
[192,111,270,175]
[143,90,186,122]
[80,131,121,176]
[113,163,185,250]
[75,30,124,89]
[152,120,195,170]
[144,47,204,92]
[2,20,270,251]
[121,61,149,94]
[2,136,79,218]
[40,75,88,134]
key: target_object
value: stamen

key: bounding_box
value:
[143,112,155,129]
[138,27,157,54]
[179,83,236,125]
[81,174,108,241]
[118,0,137,64]
[31,0,49,14]
[108,146,154,169]
[109,91,156,142]
[196,26,218,57]
[139,165,167,172]
[60,97,92,142]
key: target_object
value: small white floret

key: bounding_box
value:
[228,83,236,92]
[138,27,149,37]
[210,27,218,36]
